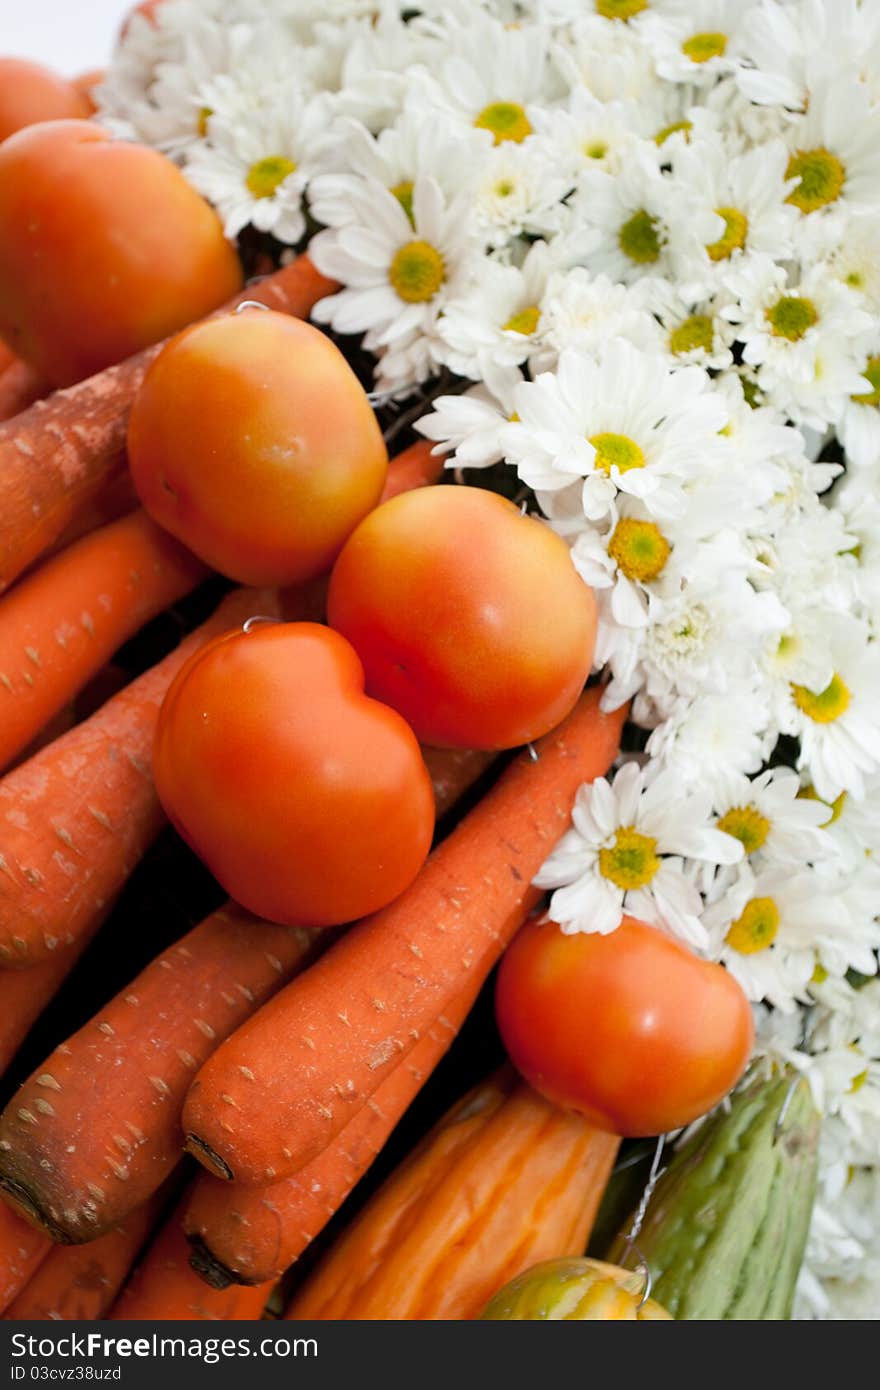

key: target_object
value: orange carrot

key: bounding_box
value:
[286,1071,619,1321]
[0,255,336,595]
[0,584,281,971]
[0,510,207,774]
[41,474,139,565]
[0,906,323,1243]
[0,341,14,376]
[183,686,627,1186]
[185,958,492,1288]
[0,359,48,423]
[110,1198,271,1321]
[3,1187,166,1321]
[0,1200,50,1315]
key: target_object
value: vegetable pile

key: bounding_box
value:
[0,0,876,1323]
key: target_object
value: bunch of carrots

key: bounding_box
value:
[0,249,627,1323]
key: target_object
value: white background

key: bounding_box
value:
[0,1,135,77]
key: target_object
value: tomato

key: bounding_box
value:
[495,915,754,1137]
[327,486,597,750]
[0,59,90,143]
[0,120,242,386]
[128,310,388,586]
[154,622,435,929]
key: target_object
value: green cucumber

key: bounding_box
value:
[607,1067,820,1320]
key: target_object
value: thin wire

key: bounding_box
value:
[773,1075,801,1146]
[234,299,271,314]
[619,1133,666,1309]
[527,743,540,763]
[242,615,278,634]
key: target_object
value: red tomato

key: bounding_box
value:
[327,486,597,750]
[0,59,90,143]
[128,310,388,586]
[495,915,754,1137]
[0,120,242,385]
[154,622,435,929]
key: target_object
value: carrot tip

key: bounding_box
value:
[185,1134,234,1182]
[0,1176,72,1244]
[188,1237,241,1291]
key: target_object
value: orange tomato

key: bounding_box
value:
[495,915,754,1137]
[0,120,242,386]
[154,622,435,929]
[327,485,597,750]
[0,59,89,143]
[128,309,388,586]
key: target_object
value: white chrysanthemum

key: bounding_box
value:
[505,340,728,522]
[433,244,553,390]
[668,135,799,295]
[832,476,880,623]
[309,175,479,385]
[575,145,724,285]
[184,84,334,243]
[530,87,640,179]
[643,278,736,369]
[469,140,571,249]
[720,255,874,430]
[712,767,829,865]
[772,618,880,802]
[781,76,880,222]
[836,346,880,471]
[536,759,742,947]
[645,685,774,792]
[704,861,850,1011]
[640,0,754,87]
[531,268,663,371]
[736,0,880,110]
[415,373,520,470]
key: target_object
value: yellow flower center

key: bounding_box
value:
[726,897,780,955]
[845,270,864,288]
[785,147,846,214]
[618,208,662,264]
[706,206,748,261]
[682,31,728,63]
[741,376,761,408]
[811,962,828,985]
[765,295,819,341]
[596,0,648,18]
[493,179,516,198]
[669,313,714,355]
[849,1068,869,1094]
[390,179,415,224]
[584,140,609,159]
[654,119,692,146]
[599,826,660,890]
[791,673,851,724]
[197,106,212,137]
[589,432,646,475]
[608,518,670,582]
[245,155,296,199]
[851,355,880,407]
[717,805,771,855]
[503,305,541,336]
[799,784,847,826]
[474,101,533,145]
[388,240,446,304]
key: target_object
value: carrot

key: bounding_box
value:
[286,1070,620,1320]
[0,255,336,595]
[0,1199,50,1315]
[0,359,48,424]
[0,584,282,972]
[0,905,324,1243]
[0,340,14,377]
[3,1187,166,1321]
[183,686,627,1186]
[0,510,207,774]
[185,951,495,1289]
[110,1198,272,1321]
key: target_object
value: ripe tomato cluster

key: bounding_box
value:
[0,88,753,1140]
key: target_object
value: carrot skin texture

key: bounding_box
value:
[0,255,336,595]
[3,1188,165,1321]
[110,1200,271,1321]
[0,359,47,423]
[0,584,281,971]
[0,509,207,774]
[183,687,627,1185]
[0,905,321,1243]
[0,1200,50,1315]
[285,1072,620,1320]
[184,962,486,1288]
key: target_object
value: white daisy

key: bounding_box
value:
[470,139,571,250]
[433,244,553,390]
[640,0,754,87]
[781,76,880,222]
[530,87,640,179]
[414,374,521,470]
[736,0,879,111]
[712,766,829,864]
[836,347,880,471]
[505,339,729,522]
[536,759,743,946]
[646,684,774,791]
[530,268,664,371]
[184,84,334,243]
